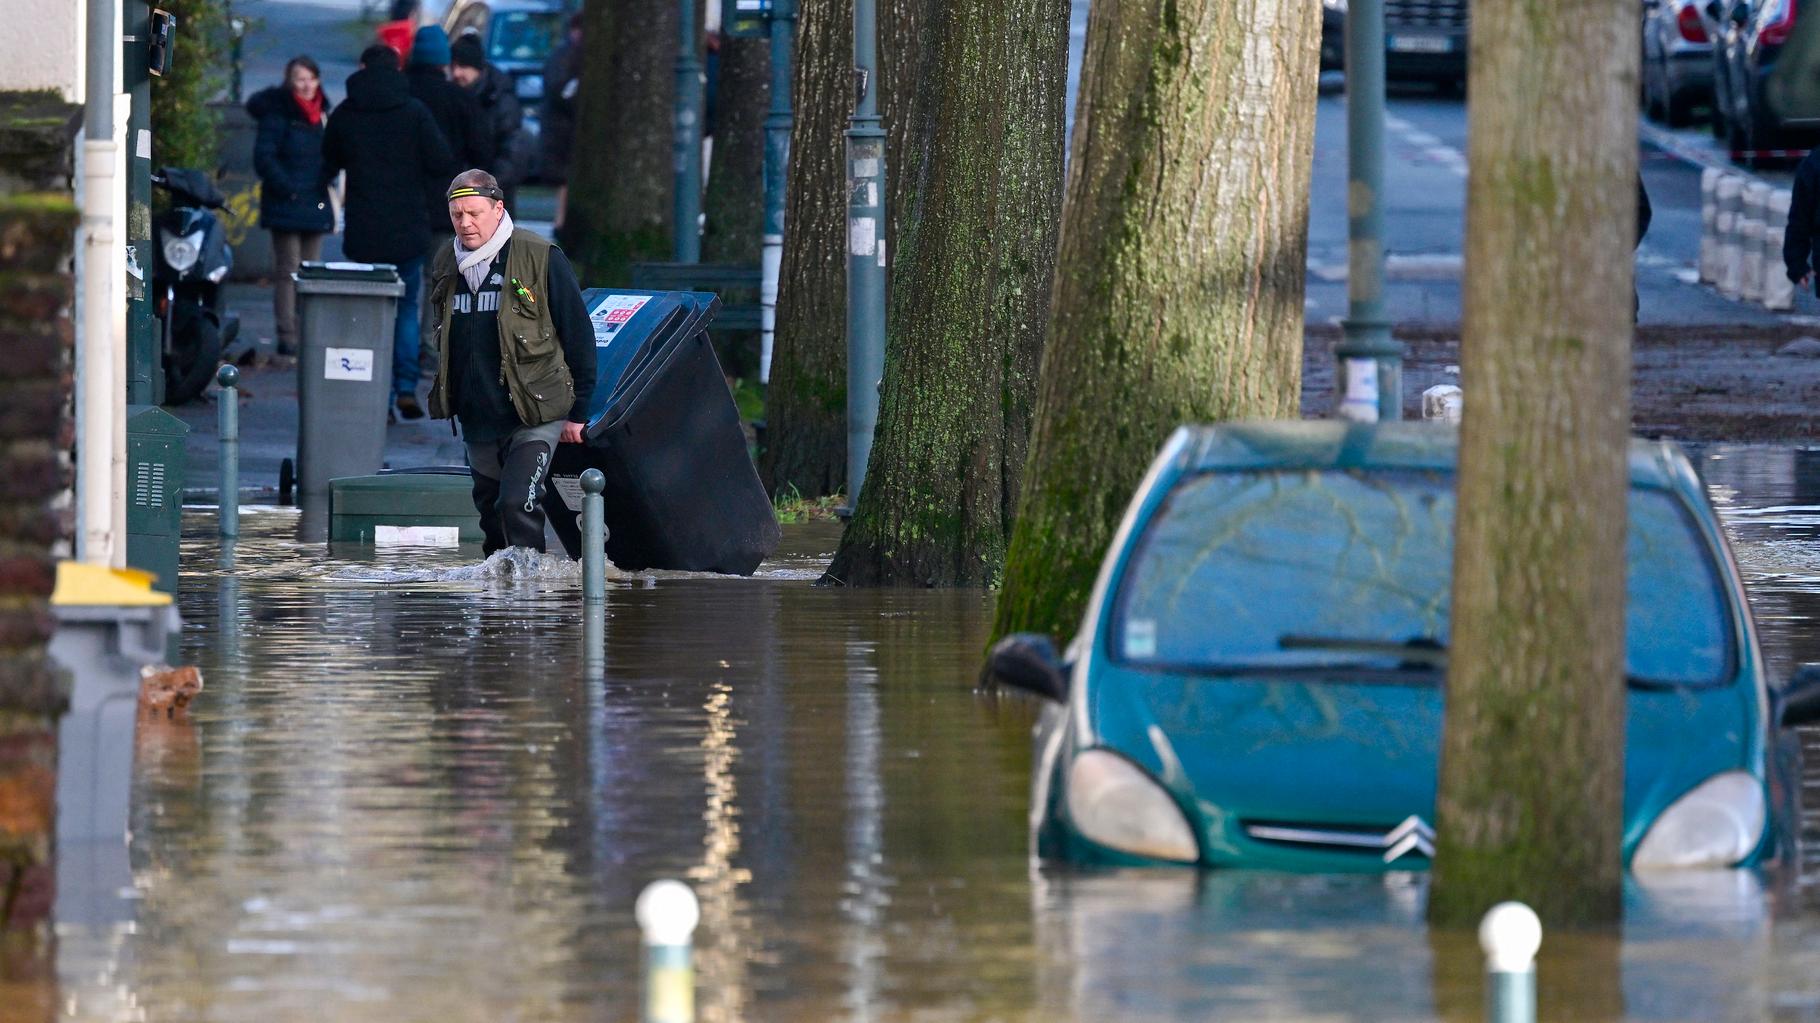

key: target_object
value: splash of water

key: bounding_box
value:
[326,546,613,586]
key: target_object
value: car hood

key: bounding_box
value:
[1084,665,1760,867]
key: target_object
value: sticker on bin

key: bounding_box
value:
[591,294,652,346]
[324,347,375,381]
[550,474,584,512]
[374,525,460,547]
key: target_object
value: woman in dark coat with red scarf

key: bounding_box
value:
[247,55,334,355]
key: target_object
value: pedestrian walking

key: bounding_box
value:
[247,55,333,357]
[408,25,494,377]
[427,169,596,554]
[320,43,457,421]
[1786,147,1820,294]
[376,0,419,66]
[450,35,528,212]
[542,13,583,237]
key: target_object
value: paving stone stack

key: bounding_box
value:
[0,91,80,935]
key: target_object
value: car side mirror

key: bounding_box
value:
[1779,664,1820,727]
[982,633,1070,702]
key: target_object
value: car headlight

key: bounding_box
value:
[515,74,544,99]
[1633,771,1766,869]
[162,230,203,273]
[1066,749,1198,863]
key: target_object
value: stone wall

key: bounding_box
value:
[0,90,79,934]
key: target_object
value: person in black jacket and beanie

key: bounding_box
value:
[1787,148,1820,293]
[321,44,458,419]
[450,35,526,212]
[408,25,493,381]
[248,56,333,356]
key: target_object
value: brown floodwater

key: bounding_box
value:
[31,444,1820,1021]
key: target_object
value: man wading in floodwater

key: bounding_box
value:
[428,169,596,554]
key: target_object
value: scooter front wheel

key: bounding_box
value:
[163,305,222,406]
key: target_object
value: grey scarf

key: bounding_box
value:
[455,210,514,294]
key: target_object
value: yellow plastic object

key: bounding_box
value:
[50,562,173,607]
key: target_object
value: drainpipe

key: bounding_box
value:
[78,0,126,566]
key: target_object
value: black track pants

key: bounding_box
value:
[465,420,564,554]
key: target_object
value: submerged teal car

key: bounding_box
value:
[988,422,1820,872]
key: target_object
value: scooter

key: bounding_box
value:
[152,167,239,405]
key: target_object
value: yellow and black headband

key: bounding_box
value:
[447,183,505,202]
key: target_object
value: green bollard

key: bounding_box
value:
[581,468,606,602]
[217,364,240,539]
[637,879,699,1023]
[1480,901,1541,1023]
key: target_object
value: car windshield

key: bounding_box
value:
[489,10,561,62]
[1112,469,1732,686]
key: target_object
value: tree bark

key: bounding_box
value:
[822,0,1067,587]
[764,0,852,499]
[702,35,768,265]
[1429,0,1635,931]
[992,0,1320,638]
[566,0,677,285]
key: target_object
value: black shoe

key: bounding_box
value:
[395,394,425,420]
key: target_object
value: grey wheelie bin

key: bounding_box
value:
[48,562,181,925]
[293,261,405,496]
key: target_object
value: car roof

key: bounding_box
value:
[1177,421,1689,489]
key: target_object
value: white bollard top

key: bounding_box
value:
[636,880,701,946]
[1479,901,1543,973]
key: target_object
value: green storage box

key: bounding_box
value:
[327,470,483,544]
[126,404,188,594]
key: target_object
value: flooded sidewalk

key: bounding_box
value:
[38,445,1820,1021]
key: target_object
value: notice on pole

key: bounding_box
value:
[849,217,877,257]
[591,293,652,347]
[324,347,375,382]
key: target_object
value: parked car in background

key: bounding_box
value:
[1643,0,1715,126]
[987,422,1815,873]
[1319,0,1470,90]
[443,0,570,104]
[1708,0,1820,167]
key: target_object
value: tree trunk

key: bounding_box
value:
[822,0,1067,587]
[702,35,768,265]
[566,0,677,285]
[763,0,852,499]
[992,0,1320,639]
[1429,0,1635,931]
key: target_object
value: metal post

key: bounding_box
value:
[759,0,796,383]
[78,0,125,566]
[1334,0,1401,422]
[844,0,886,510]
[637,880,700,1023]
[581,468,606,602]
[126,0,158,405]
[1480,901,1541,1023]
[673,0,705,263]
[217,365,239,538]
[583,599,606,682]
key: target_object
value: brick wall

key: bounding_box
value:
[0,91,79,934]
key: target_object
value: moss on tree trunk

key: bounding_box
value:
[992,0,1320,637]
[702,35,768,265]
[1428,0,1636,932]
[566,0,677,285]
[822,0,1067,587]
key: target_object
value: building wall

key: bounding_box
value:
[0,1,86,103]
[0,91,80,934]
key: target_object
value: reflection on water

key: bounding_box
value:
[33,444,1820,1020]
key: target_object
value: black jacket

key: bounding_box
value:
[247,86,334,234]
[408,65,494,225]
[465,64,528,191]
[1788,150,1820,284]
[540,39,582,183]
[321,66,458,265]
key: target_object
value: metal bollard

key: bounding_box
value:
[217,365,240,539]
[637,880,699,1023]
[581,468,606,602]
[1717,174,1745,299]
[1740,182,1770,302]
[1480,901,1542,1023]
[1765,188,1796,311]
[1699,167,1722,284]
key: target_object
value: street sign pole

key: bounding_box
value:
[673,0,705,263]
[1335,0,1402,422]
[760,0,795,383]
[844,0,886,510]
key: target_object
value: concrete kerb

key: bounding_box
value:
[1640,119,1792,313]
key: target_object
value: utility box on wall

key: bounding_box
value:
[126,404,188,594]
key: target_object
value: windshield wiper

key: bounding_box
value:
[1277,634,1448,669]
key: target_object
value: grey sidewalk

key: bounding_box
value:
[173,283,465,499]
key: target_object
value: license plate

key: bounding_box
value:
[1389,34,1452,53]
